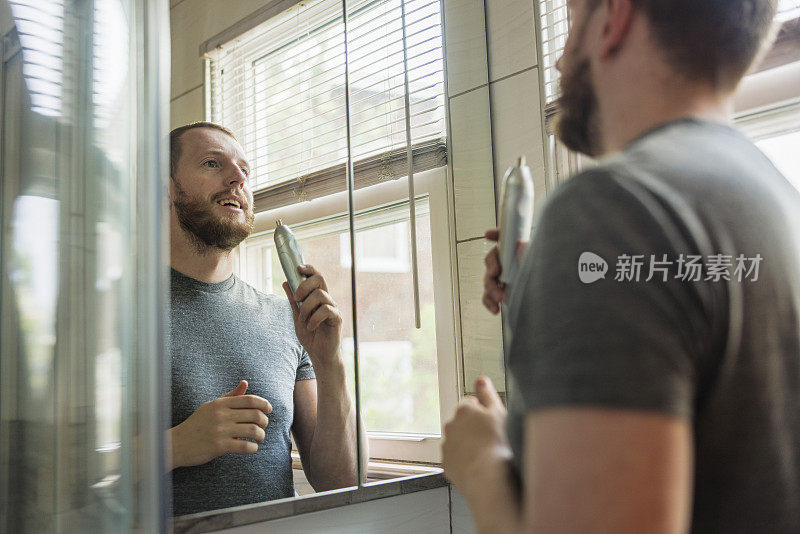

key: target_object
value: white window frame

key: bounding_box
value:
[235,167,458,464]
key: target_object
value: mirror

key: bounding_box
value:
[170,0,362,516]
[169,0,496,514]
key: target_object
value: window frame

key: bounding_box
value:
[234,167,458,464]
[205,0,454,465]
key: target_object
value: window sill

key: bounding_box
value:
[172,472,448,533]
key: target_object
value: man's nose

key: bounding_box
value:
[226,165,246,188]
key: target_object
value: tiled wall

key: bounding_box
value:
[444,0,546,393]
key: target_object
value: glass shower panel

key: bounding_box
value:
[0,0,169,531]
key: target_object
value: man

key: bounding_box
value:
[443,1,800,533]
[166,122,359,516]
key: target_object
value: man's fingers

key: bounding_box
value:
[482,293,500,315]
[474,376,502,409]
[224,394,273,414]
[484,228,499,242]
[306,304,341,331]
[294,264,328,300]
[232,423,266,443]
[297,289,335,323]
[228,438,259,455]
[232,408,270,428]
[222,380,248,397]
[484,246,501,276]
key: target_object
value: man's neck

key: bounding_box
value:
[597,78,732,156]
[170,216,235,283]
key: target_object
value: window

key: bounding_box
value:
[537,0,569,105]
[207,0,446,210]
[237,171,457,463]
[537,0,800,185]
[208,0,454,464]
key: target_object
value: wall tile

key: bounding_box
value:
[485,0,537,82]
[489,68,547,216]
[170,86,204,130]
[457,238,504,392]
[450,87,496,241]
[443,0,489,96]
[169,0,267,100]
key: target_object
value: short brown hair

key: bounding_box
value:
[630,0,778,91]
[169,122,238,180]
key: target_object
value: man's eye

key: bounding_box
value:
[203,160,219,168]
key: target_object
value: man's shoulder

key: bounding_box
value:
[547,119,771,216]
[233,276,289,310]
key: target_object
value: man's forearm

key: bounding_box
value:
[308,357,364,489]
[460,455,523,534]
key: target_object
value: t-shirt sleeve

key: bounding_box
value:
[296,348,316,381]
[508,168,719,419]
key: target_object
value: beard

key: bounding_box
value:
[555,57,601,158]
[172,183,255,252]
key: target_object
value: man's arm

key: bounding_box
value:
[292,371,365,490]
[284,264,365,490]
[519,408,692,534]
[444,382,693,534]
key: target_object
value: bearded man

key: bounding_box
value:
[166,122,359,516]
[443,1,800,533]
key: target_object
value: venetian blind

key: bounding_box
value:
[207,0,446,211]
[538,0,569,105]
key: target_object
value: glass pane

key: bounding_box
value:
[1,0,167,530]
[239,202,441,437]
[350,213,440,435]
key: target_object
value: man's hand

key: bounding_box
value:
[283,264,343,367]
[169,380,272,470]
[483,229,506,315]
[482,228,530,314]
[442,377,513,498]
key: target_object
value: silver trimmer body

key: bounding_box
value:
[497,156,534,288]
[274,220,307,295]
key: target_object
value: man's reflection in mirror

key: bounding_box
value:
[166,122,360,516]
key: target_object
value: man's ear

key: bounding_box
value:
[598,0,635,61]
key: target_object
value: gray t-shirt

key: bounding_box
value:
[507,119,800,532]
[170,269,315,516]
